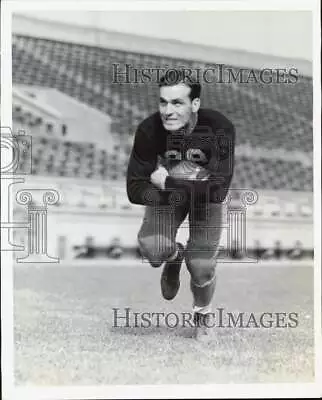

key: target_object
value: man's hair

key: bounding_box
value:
[158,69,201,100]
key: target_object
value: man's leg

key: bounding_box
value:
[137,201,188,267]
[185,202,223,338]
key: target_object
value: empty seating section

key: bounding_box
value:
[15,136,126,181]
[14,135,312,191]
[231,156,312,191]
[12,35,313,190]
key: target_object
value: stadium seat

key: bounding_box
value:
[11,34,313,195]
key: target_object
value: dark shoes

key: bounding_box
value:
[161,243,185,300]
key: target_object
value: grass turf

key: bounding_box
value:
[14,262,314,385]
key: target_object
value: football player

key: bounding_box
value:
[126,70,235,340]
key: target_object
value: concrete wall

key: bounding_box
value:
[13,85,115,150]
[12,204,314,262]
[11,176,313,262]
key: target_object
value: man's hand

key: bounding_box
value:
[150,165,169,190]
[168,160,210,181]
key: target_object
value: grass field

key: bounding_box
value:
[14,261,314,385]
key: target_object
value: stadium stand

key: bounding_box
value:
[9,21,314,262]
[16,135,126,181]
[15,135,312,190]
[12,34,313,192]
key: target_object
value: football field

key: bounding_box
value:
[14,261,314,385]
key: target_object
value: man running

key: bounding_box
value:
[126,70,235,340]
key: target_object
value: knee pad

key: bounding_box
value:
[137,234,176,268]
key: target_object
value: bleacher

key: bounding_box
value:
[12,34,313,191]
[17,136,126,181]
[15,135,312,191]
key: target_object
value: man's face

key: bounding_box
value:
[159,83,200,131]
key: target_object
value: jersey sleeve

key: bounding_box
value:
[126,125,186,206]
[207,121,235,203]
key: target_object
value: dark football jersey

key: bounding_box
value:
[126,108,235,206]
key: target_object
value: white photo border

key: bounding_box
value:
[1,1,321,399]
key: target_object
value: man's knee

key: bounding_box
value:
[185,253,216,287]
[137,233,176,268]
[191,266,216,288]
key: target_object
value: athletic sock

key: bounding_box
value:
[193,303,212,315]
[190,275,216,313]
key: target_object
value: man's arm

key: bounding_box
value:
[126,125,170,206]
